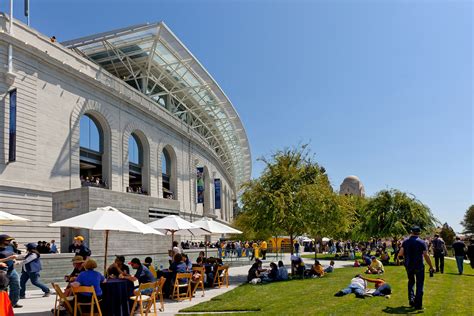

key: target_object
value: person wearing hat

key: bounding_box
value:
[68,236,91,260]
[0,234,21,308]
[398,226,434,311]
[365,256,384,274]
[126,258,155,285]
[19,243,50,299]
[67,256,86,283]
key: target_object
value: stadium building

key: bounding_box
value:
[0,13,251,255]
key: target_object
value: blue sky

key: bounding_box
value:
[5,0,472,232]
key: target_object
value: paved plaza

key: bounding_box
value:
[15,256,349,316]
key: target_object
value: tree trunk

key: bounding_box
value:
[290,233,294,276]
[314,236,318,263]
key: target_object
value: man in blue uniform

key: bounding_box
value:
[398,226,434,311]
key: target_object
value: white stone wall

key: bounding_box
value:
[0,16,237,245]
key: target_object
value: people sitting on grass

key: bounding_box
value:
[365,256,384,274]
[306,260,325,278]
[291,255,305,278]
[247,261,262,284]
[265,262,279,282]
[277,261,289,281]
[354,260,361,267]
[362,251,372,266]
[324,260,335,273]
[360,275,392,297]
[380,251,390,266]
[334,274,367,298]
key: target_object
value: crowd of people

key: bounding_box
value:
[1,229,473,313]
[80,176,107,188]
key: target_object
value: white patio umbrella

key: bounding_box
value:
[193,217,242,256]
[147,215,211,246]
[192,217,242,235]
[0,210,30,225]
[49,206,164,271]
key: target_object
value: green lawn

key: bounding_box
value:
[180,259,474,315]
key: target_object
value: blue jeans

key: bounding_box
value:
[455,256,464,274]
[406,267,424,308]
[20,271,50,297]
[373,283,392,296]
[217,248,222,259]
[341,285,365,296]
[7,269,20,306]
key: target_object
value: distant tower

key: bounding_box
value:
[340,175,365,197]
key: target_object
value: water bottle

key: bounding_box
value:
[160,264,163,270]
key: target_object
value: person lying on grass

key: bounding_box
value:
[365,256,384,274]
[334,274,367,299]
[359,275,392,297]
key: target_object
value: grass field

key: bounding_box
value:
[180,259,473,316]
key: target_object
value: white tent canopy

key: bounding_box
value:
[0,211,30,225]
[192,217,242,235]
[147,215,210,244]
[49,206,164,271]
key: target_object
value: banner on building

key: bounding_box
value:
[196,167,204,203]
[214,179,221,209]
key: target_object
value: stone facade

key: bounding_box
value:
[0,15,249,254]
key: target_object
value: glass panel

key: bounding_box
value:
[80,115,101,152]
[128,134,141,165]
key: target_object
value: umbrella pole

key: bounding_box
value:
[104,230,109,274]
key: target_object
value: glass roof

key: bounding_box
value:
[62,22,251,189]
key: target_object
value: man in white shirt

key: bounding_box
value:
[334,274,367,298]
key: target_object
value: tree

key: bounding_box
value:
[304,176,355,261]
[240,145,322,272]
[461,205,474,235]
[438,223,456,246]
[356,189,438,239]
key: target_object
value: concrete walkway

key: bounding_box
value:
[15,256,348,316]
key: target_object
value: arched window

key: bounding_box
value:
[128,133,144,193]
[80,114,106,188]
[161,150,171,198]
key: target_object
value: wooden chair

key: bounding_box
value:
[191,266,205,297]
[72,286,102,316]
[155,277,166,312]
[51,283,74,316]
[213,265,229,288]
[171,273,192,301]
[130,281,158,316]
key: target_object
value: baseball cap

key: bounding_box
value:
[25,243,37,249]
[0,234,14,242]
[74,236,85,241]
[411,226,421,233]
[128,258,141,265]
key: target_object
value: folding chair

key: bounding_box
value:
[213,265,229,288]
[171,273,192,301]
[130,282,158,316]
[72,286,102,316]
[51,283,74,316]
[191,266,205,297]
[155,277,166,312]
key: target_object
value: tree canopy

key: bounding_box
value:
[236,145,439,247]
[461,205,474,235]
